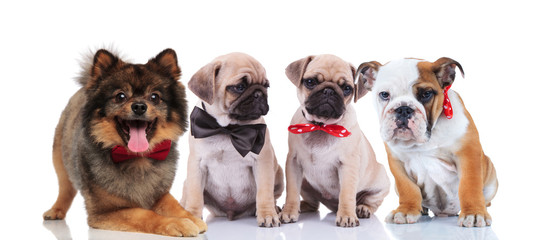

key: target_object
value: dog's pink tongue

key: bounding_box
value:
[127,122,149,152]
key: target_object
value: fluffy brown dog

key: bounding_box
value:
[43,49,207,236]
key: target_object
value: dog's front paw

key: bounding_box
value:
[190,217,208,233]
[280,204,300,224]
[336,210,360,227]
[156,217,199,237]
[43,208,66,220]
[256,208,280,227]
[385,208,421,224]
[458,211,492,227]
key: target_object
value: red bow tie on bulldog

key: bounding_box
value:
[288,123,351,137]
[111,140,172,163]
[443,85,453,119]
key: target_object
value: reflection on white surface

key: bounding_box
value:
[42,211,498,240]
[43,220,73,240]
[385,216,498,240]
[205,212,390,240]
[88,228,208,240]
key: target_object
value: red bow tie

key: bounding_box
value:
[443,85,453,119]
[111,140,172,163]
[288,123,351,137]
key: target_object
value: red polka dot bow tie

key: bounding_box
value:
[288,123,351,137]
[443,85,453,119]
[111,140,172,163]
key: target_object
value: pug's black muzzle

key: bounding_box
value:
[229,85,269,121]
[305,87,345,119]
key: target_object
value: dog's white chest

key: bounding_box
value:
[299,149,341,199]
[398,150,460,215]
[197,134,257,207]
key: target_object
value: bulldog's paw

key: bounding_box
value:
[257,208,280,227]
[356,204,373,218]
[336,210,360,227]
[458,212,492,227]
[156,217,199,237]
[385,208,422,224]
[43,208,66,220]
[280,204,300,224]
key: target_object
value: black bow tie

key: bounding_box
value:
[190,106,266,157]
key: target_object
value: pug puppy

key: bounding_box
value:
[280,54,389,227]
[180,52,284,227]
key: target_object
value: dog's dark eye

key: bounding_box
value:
[303,78,318,89]
[150,93,160,104]
[235,83,246,93]
[419,90,435,103]
[379,91,390,101]
[115,92,127,103]
[342,85,353,96]
[226,83,247,94]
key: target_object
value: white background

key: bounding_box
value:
[1,0,537,239]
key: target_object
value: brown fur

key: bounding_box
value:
[43,49,206,236]
[456,100,497,218]
[385,143,423,220]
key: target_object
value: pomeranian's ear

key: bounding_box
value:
[87,49,123,89]
[147,48,181,81]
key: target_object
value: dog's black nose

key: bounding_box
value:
[396,106,414,119]
[323,88,335,96]
[395,106,414,128]
[253,90,262,99]
[131,103,147,115]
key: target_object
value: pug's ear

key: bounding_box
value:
[354,61,382,102]
[88,49,124,89]
[432,57,464,88]
[285,56,314,87]
[147,48,181,81]
[188,61,221,104]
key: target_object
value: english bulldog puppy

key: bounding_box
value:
[280,54,390,227]
[358,57,498,227]
[180,52,284,227]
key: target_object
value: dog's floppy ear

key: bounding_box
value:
[349,64,360,103]
[432,57,464,88]
[355,61,382,101]
[88,49,124,89]
[285,56,314,87]
[189,61,221,104]
[147,48,181,81]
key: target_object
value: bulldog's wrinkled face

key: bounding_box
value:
[358,58,463,148]
[189,52,270,124]
[286,55,357,125]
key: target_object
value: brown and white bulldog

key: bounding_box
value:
[358,58,498,227]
